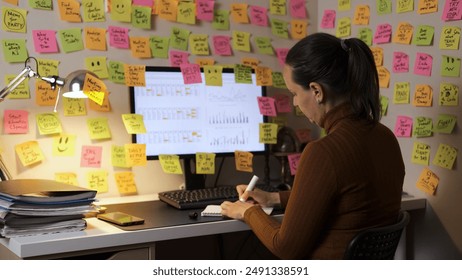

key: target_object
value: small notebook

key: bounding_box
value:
[201,205,273,217]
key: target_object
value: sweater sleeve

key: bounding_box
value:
[243,141,337,259]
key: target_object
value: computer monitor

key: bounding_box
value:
[129,66,268,190]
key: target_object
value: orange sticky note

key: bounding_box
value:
[124,143,147,167]
[89,91,111,112]
[84,27,107,51]
[159,0,178,21]
[234,150,254,172]
[57,0,82,22]
[413,84,433,107]
[195,58,215,66]
[230,3,249,23]
[241,57,260,69]
[353,4,370,25]
[416,167,439,195]
[83,73,107,106]
[377,66,390,88]
[370,46,384,66]
[130,37,152,58]
[124,64,146,86]
[255,66,273,86]
[290,19,308,40]
[393,22,414,44]
[35,81,58,106]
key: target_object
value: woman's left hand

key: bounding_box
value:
[220,200,255,220]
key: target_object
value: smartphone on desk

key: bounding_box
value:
[97,211,145,226]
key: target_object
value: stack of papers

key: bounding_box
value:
[0,179,97,238]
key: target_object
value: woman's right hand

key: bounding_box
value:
[236,184,280,207]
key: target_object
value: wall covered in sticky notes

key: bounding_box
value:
[0,1,318,199]
[318,0,462,257]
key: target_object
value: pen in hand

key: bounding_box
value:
[239,175,259,202]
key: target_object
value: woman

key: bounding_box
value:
[221,32,405,259]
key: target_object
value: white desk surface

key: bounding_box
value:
[0,194,426,259]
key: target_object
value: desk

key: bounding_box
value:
[0,195,426,260]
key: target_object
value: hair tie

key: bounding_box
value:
[340,39,350,52]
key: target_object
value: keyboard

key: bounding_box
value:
[157,185,240,210]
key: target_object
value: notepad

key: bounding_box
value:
[201,205,273,217]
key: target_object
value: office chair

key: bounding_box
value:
[344,210,410,260]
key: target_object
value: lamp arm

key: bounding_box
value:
[0,66,38,101]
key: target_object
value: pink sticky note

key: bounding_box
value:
[212,35,232,56]
[288,153,302,176]
[3,110,28,134]
[108,26,130,49]
[80,145,103,168]
[249,5,268,26]
[414,52,433,76]
[196,0,215,22]
[289,0,307,18]
[275,94,292,113]
[180,63,202,84]
[373,24,392,44]
[32,30,58,53]
[257,96,277,117]
[133,0,153,7]
[394,116,413,137]
[320,10,336,29]
[393,52,409,73]
[275,48,289,67]
[169,50,190,66]
[442,0,462,21]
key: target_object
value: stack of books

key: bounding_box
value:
[0,179,97,238]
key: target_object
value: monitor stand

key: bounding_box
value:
[183,158,206,190]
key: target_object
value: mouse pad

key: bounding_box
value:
[100,200,225,231]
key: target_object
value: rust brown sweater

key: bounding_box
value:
[244,103,405,259]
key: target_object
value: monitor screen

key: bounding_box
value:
[129,66,268,160]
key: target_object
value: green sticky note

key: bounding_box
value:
[189,34,209,56]
[358,28,373,46]
[212,9,230,30]
[2,7,27,33]
[110,0,132,22]
[411,142,431,166]
[204,65,223,86]
[234,64,252,84]
[380,95,389,116]
[439,26,461,50]
[338,0,351,11]
[270,0,286,15]
[4,74,29,99]
[85,56,109,79]
[108,60,126,84]
[436,114,457,134]
[58,28,84,53]
[393,82,410,104]
[441,55,461,77]
[377,0,392,15]
[272,72,286,89]
[413,116,433,137]
[28,0,52,10]
[177,2,196,25]
[82,0,105,22]
[232,31,251,52]
[254,37,274,55]
[397,0,414,13]
[336,17,351,38]
[149,36,170,58]
[259,123,278,144]
[132,5,152,29]
[170,27,190,51]
[270,18,289,39]
[412,25,434,46]
[439,83,459,106]
[2,39,28,63]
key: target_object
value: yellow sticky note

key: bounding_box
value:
[196,152,216,174]
[112,145,129,168]
[413,84,433,107]
[377,66,390,88]
[83,73,107,106]
[394,82,410,104]
[89,91,111,112]
[4,74,29,99]
[110,0,132,22]
[87,117,111,140]
[256,66,273,86]
[433,143,457,170]
[35,81,58,106]
[290,20,308,40]
[230,3,249,23]
[130,37,152,58]
[411,142,431,165]
[63,98,87,116]
[204,65,223,86]
[37,58,60,76]
[336,17,351,38]
[393,22,414,44]
[85,56,109,79]
[124,143,147,167]
[177,1,196,24]
[439,83,459,106]
[353,5,370,25]
[439,26,461,50]
[82,0,105,22]
[416,167,439,195]
[159,154,183,174]
[190,34,210,56]
[2,7,27,33]
[36,113,62,135]
[55,172,79,186]
[124,64,146,87]
[115,172,138,195]
[15,141,44,167]
[234,150,254,173]
[232,31,251,52]
[87,170,109,193]
[159,0,178,21]
[338,0,351,11]
[122,113,147,134]
[270,0,286,15]
[52,134,76,156]
[84,27,107,51]
[57,0,82,22]
[259,123,278,144]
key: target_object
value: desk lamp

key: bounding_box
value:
[0,57,100,111]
